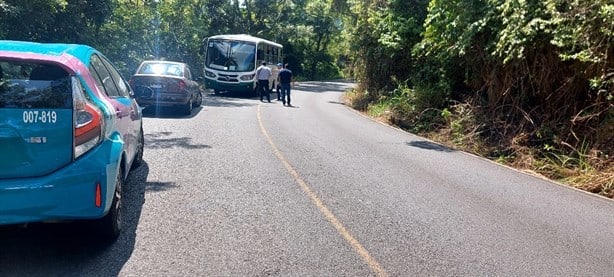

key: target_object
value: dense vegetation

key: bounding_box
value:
[1,0,611,195]
[344,0,613,196]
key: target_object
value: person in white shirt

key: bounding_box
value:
[256,61,272,102]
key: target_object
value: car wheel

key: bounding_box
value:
[182,99,192,115]
[96,165,123,241]
[194,91,203,107]
[131,127,144,170]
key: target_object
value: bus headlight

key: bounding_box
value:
[205,70,216,78]
[240,74,255,81]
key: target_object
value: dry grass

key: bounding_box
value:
[430,126,612,198]
[564,160,614,198]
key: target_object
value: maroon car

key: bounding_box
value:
[129,61,203,115]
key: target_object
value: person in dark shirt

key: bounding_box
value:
[277,63,293,106]
[276,63,283,101]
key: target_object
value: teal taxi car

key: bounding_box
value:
[0,41,144,241]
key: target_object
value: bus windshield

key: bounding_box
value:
[205,40,256,72]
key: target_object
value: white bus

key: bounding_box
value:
[202,34,283,95]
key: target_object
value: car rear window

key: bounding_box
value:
[0,60,72,109]
[137,62,184,77]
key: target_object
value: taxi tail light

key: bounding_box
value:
[72,77,103,159]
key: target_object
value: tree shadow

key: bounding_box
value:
[295,80,356,93]
[0,162,177,276]
[142,105,204,119]
[205,89,257,99]
[406,140,456,152]
[328,100,346,105]
[145,131,212,150]
[205,94,259,108]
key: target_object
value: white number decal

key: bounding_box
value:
[22,111,58,124]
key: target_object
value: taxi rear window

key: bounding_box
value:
[0,61,72,109]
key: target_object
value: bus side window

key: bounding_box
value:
[257,43,264,61]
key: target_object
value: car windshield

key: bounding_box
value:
[0,61,72,109]
[137,62,184,77]
[205,40,256,72]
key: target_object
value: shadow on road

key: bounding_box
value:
[0,162,176,276]
[328,100,346,105]
[295,80,356,93]
[142,105,204,119]
[204,94,259,108]
[406,140,456,152]
[145,131,212,150]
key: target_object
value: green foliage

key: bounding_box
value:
[550,1,613,64]
[0,0,349,81]
[388,86,420,130]
[537,138,595,181]
[420,0,492,58]
[0,0,113,43]
[314,59,343,80]
[95,1,155,76]
[492,0,552,64]
[345,87,372,111]
[373,81,448,133]
[289,0,345,80]
[444,103,482,147]
[367,101,390,118]
[346,0,429,96]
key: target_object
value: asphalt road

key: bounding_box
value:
[1,81,614,276]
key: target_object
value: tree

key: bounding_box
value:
[0,0,112,43]
[346,0,428,94]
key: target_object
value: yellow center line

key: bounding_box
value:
[257,104,389,277]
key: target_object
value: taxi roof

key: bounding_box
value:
[0,40,95,65]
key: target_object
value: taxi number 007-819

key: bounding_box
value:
[23,110,58,124]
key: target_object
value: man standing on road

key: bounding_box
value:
[278,63,293,106]
[256,61,272,102]
[276,63,283,101]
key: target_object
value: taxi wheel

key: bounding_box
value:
[96,166,123,241]
[131,128,144,170]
